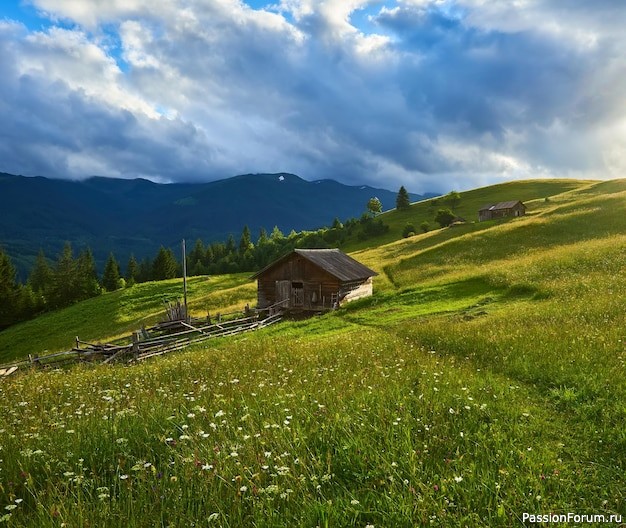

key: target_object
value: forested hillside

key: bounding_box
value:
[0,172,429,277]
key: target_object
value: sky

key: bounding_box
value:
[1,0,625,193]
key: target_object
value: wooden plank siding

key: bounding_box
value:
[252,249,377,313]
[478,201,526,222]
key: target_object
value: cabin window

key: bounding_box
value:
[292,282,303,289]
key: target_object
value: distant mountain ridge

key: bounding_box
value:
[0,172,432,276]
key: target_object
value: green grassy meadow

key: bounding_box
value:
[2,179,626,526]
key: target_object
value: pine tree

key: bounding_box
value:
[152,246,178,280]
[102,253,121,292]
[0,248,20,329]
[225,235,236,255]
[239,225,252,254]
[188,239,205,272]
[191,259,206,277]
[396,186,411,210]
[270,226,284,241]
[257,228,268,246]
[205,245,215,265]
[126,254,138,286]
[28,249,53,297]
[50,242,77,308]
[445,190,461,209]
[136,258,153,283]
[76,247,100,300]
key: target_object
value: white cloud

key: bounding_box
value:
[1,0,625,192]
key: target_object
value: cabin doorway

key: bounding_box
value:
[276,280,290,307]
[291,282,304,307]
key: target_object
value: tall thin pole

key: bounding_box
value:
[182,239,188,322]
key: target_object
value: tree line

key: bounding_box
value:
[399,190,463,237]
[0,201,392,331]
[0,243,100,330]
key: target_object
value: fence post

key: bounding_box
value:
[132,332,140,359]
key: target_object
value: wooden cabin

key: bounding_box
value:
[478,200,526,222]
[251,249,378,313]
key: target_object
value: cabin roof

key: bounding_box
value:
[250,249,378,282]
[478,200,525,212]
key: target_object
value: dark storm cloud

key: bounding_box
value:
[0,0,625,192]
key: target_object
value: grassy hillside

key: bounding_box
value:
[2,178,626,526]
[342,178,594,252]
[0,274,256,364]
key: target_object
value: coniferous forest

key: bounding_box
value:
[0,213,389,331]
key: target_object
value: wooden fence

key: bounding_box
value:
[0,309,282,378]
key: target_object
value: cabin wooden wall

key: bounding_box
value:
[479,203,526,222]
[256,255,342,309]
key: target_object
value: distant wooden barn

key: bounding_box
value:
[478,200,526,222]
[251,249,378,313]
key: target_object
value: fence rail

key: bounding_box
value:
[0,309,282,378]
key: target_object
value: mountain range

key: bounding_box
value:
[0,172,431,277]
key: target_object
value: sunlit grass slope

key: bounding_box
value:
[343,178,595,252]
[2,178,626,526]
[0,274,255,363]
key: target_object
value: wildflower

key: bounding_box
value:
[215,410,225,418]
[350,499,360,505]
[119,474,129,480]
[240,485,248,492]
[208,513,219,522]
[14,500,22,505]
[454,476,463,483]
[4,505,17,511]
